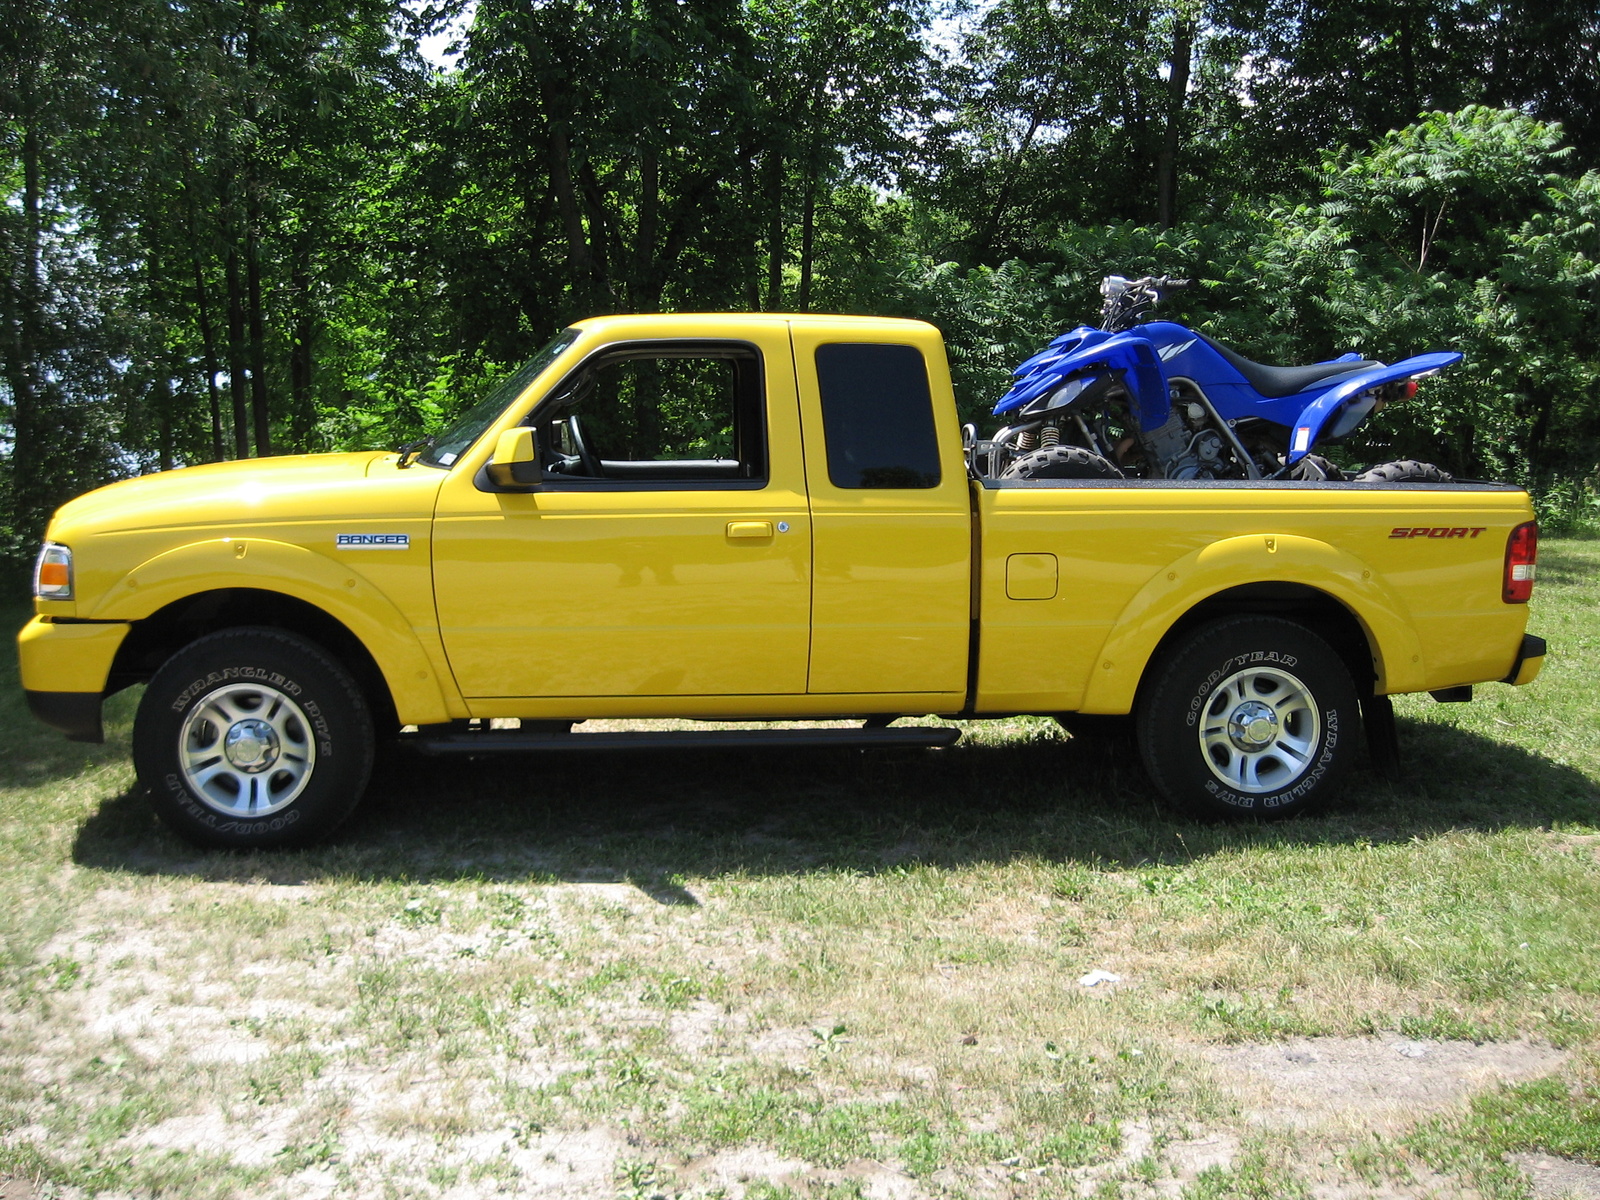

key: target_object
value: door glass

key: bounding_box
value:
[538,348,766,483]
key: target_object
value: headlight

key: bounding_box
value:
[1023,375,1091,416]
[34,543,73,600]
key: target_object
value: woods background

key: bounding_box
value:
[2,0,1597,566]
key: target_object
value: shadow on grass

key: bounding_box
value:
[70,714,1600,892]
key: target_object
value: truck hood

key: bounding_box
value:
[48,452,442,541]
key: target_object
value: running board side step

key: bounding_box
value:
[409,726,963,756]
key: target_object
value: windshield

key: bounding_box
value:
[418,329,581,468]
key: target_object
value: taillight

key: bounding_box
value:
[1503,521,1538,603]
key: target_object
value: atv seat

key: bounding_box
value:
[1198,334,1380,399]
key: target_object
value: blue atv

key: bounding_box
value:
[980,275,1458,484]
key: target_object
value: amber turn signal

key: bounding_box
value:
[34,543,73,600]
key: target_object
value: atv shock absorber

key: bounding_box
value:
[1040,424,1060,447]
[1017,429,1038,452]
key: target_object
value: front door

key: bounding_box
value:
[432,329,811,700]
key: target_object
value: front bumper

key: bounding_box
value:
[25,690,107,743]
[1502,633,1547,686]
[16,617,130,744]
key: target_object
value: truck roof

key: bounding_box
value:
[568,312,941,336]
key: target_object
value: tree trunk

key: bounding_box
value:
[1157,15,1194,230]
[540,81,608,310]
[243,8,271,456]
[577,160,621,302]
[8,114,52,535]
[634,148,660,312]
[153,372,175,472]
[764,149,784,311]
[143,229,175,472]
[288,263,316,451]
[222,223,251,459]
[189,242,227,462]
[797,145,818,313]
[973,66,1064,262]
[740,145,760,309]
[178,140,226,461]
[244,216,271,456]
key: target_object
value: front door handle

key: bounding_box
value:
[726,520,774,539]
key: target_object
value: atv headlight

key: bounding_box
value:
[34,542,73,600]
[1023,375,1092,416]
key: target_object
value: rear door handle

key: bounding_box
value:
[726,521,774,539]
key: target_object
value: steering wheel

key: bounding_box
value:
[567,414,601,477]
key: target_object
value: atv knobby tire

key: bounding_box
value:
[1003,445,1123,480]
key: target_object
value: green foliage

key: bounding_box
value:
[2,0,1598,556]
[900,108,1600,505]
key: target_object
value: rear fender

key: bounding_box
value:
[1285,351,1463,464]
[86,537,454,726]
[1078,533,1427,713]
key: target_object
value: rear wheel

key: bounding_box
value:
[1353,459,1453,484]
[1003,445,1123,480]
[1287,454,1345,482]
[133,628,375,849]
[1136,617,1358,818]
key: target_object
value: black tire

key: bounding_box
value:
[1287,454,1345,482]
[133,627,375,849]
[1352,459,1454,484]
[1135,616,1358,819]
[1003,445,1124,480]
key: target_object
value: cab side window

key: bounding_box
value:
[538,344,766,484]
[814,343,941,489]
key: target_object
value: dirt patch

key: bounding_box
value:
[1510,1153,1600,1200]
[683,1146,809,1192]
[507,1126,632,1196]
[667,999,746,1056]
[1551,833,1600,865]
[0,1177,40,1200]
[1206,1037,1567,1132]
[1053,1119,1242,1197]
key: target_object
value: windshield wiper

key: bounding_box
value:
[396,435,435,469]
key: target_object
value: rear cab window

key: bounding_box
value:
[813,343,942,489]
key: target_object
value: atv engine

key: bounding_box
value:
[1138,398,1237,480]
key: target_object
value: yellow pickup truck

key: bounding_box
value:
[19,314,1545,846]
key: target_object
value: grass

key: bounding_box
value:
[1,542,1598,1197]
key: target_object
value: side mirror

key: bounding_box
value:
[485,427,541,489]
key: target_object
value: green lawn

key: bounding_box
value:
[1,543,1597,1199]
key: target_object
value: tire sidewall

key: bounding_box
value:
[134,628,374,849]
[1353,459,1453,484]
[1138,618,1357,818]
[1004,445,1122,480]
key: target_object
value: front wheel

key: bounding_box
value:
[1002,445,1123,480]
[1135,617,1358,818]
[133,628,375,849]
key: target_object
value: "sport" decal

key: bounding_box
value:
[1389,527,1486,539]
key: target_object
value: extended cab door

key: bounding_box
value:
[789,321,972,701]
[431,323,812,702]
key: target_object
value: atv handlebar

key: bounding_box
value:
[1100,274,1189,331]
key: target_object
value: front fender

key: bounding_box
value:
[994,330,1168,425]
[1078,533,1427,713]
[86,537,454,726]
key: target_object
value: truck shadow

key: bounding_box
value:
[70,717,1599,891]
